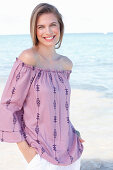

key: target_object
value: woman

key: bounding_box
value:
[0,3,84,170]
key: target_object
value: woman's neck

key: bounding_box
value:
[33,44,58,61]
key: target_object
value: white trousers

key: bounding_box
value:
[26,154,81,170]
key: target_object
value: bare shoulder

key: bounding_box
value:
[18,48,36,66]
[60,55,73,71]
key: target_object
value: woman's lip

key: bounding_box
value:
[43,35,56,41]
[44,35,55,38]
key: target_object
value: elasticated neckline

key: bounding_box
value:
[16,57,72,73]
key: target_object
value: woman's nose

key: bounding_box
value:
[45,27,52,34]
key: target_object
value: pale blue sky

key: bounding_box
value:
[0,0,113,35]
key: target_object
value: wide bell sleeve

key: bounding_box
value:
[0,57,36,143]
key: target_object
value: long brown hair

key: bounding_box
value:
[30,3,64,49]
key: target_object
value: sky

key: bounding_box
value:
[0,0,113,35]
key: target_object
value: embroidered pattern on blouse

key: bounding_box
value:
[35,70,46,155]
[20,109,27,139]
[48,72,60,164]
[13,112,17,132]
[57,72,74,164]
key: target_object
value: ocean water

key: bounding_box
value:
[0,33,113,99]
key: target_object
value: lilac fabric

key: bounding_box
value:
[0,57,84,166]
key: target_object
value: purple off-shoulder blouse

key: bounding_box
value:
[0,57,84,166]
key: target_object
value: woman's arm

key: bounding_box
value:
[17,141,37,163]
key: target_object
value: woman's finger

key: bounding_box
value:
[79,138,85,143]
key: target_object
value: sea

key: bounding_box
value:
[0,33,113,99]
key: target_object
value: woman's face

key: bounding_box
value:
[36,13,60,48]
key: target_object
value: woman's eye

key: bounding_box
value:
[37,26,43,29]
[51,24,56,26]
[37,24,57,29]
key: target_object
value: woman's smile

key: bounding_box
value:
[43,35,56,41]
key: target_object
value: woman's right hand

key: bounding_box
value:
[27,146,37,163]
[17,141,37,163]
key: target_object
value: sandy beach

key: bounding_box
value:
[70,89,113,170]
[0,85,113,170]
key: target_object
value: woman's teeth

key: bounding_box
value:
[45,37,53,39]
[44,36,55,40]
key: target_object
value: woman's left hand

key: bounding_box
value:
[79,137,85,143]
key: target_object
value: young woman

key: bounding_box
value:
[0,3,85,170]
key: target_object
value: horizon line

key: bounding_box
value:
[0,32,113,36]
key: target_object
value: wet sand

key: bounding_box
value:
[0,86,113,170]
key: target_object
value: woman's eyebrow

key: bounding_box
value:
[37,22,58,26]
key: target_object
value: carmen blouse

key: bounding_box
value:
[0,57,84,166]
